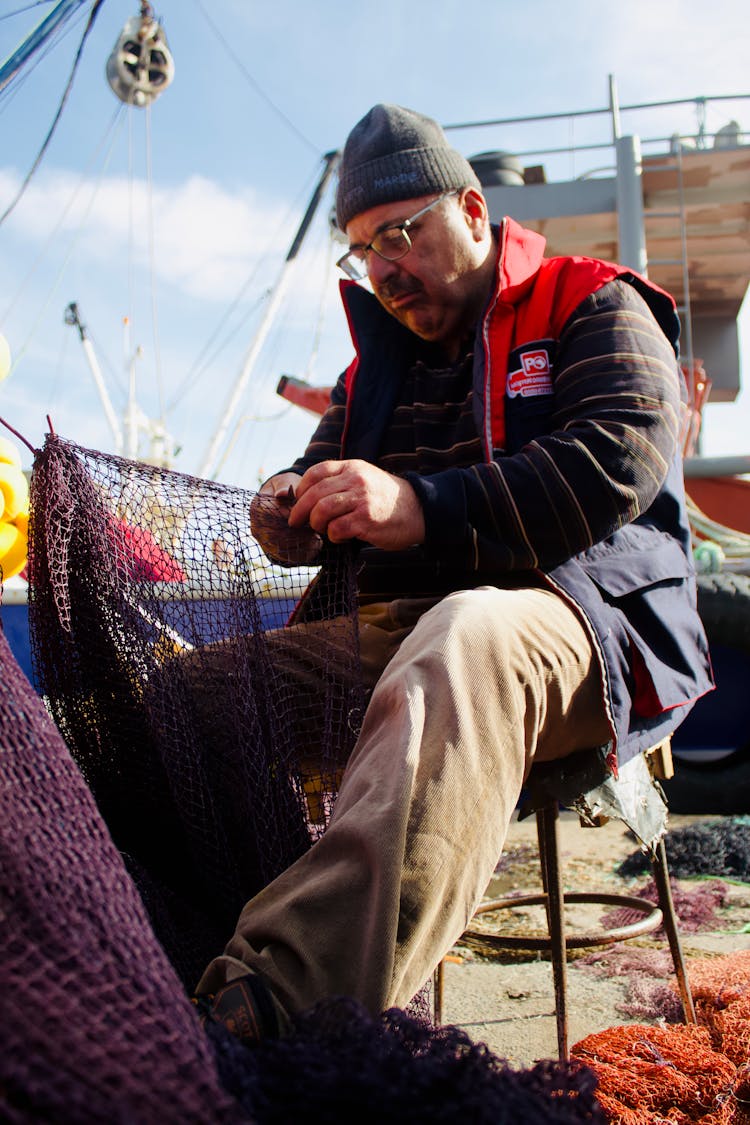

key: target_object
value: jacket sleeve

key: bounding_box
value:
[406,279,685,571]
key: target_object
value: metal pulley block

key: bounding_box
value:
[106,4,175,107]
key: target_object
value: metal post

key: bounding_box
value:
[615,135,648,275]
[124,318,140,460]
[608,74,621,142]
[197,150,340,481]
[64,302,124,454]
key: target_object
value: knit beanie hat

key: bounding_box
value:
[335,104,481,231]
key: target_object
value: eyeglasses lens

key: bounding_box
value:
[339,253,367,280]
[373,227,410,261]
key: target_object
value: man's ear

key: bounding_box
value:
[460,187,490,240]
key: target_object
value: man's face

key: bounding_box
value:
[344,190,493,356]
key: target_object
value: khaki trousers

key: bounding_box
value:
[197,585,611,1016]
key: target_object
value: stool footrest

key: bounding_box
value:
[436,742,695,1061]
[463,891,663,951]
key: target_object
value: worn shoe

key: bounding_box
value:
[194,972,289,1045]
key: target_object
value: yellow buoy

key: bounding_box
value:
[0,520,28,581]
[0,435,22,468]
[0,461,29,521]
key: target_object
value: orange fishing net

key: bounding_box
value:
[573,950,750,1124]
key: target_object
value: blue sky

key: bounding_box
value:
[0,0,748,488]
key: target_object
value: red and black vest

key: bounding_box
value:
[334,220,711,765]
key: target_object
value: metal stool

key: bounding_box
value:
[434,739,697,1061]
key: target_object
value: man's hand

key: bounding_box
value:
[258,471,304,499]
[288,460,426,551]
[250,472,323,566]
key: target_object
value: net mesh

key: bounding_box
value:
[15,432,750,1122]
[2,431,614,1122]
[573,951,750,1123]
[206,999,610,1124]
[0,605,616,1124]
[601,877,730,936]
[28,433,365,989]
[0,594,244,1123]
[618,819,750,881]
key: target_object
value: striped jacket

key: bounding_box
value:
[291,218,713,766]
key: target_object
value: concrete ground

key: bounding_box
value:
[439,811,750,1066]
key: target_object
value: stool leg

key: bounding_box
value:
[537,804,569,1061]
[433,959,444,1025]
[650,837,697,1024]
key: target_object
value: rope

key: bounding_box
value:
[687,495,750,574]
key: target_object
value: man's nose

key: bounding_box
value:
[367,252,401,287]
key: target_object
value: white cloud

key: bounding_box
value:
[2,0,747,487]
[0,167,297,304]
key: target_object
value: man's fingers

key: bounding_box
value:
[290,487,354,534]
[293,461,344,501]
[283,460,425,550]
[289,466,350,529]
[259,471,303,498]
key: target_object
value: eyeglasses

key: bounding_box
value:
[336,190,458,281]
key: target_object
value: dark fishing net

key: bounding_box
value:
[0,610,245,1124]
[14,431,750,1120]
[206,997,609,1125]
[1,588,611,1122]
[28,433,366,988]
[618,819,750,881]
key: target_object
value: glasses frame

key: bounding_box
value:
[337,189,459,281]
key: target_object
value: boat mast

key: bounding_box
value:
[64,302,124,454]
[123,316,142,460]
[196,149,340,481]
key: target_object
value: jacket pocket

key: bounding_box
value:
[580,529,691,597]
[579,526,705,716]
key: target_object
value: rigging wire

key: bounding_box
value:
[214,297,296,483]
[125,104,147,454]
[0,3,86,115]
[303,225,339,382]
[212,150,343,483]
[165,158,326,412]
[219,197,340,483]
[191,0,320,158]
[212,400,293,486]
[2,103,127,375]
[0,2,55,20]
[166,291,267,413]
[2,101,125,322]
[0,0,105,225]
[47,305,72,421]
[0,0,87,94]
[83,318,127,399]
[127,106,136,354]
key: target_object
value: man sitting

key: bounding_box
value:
[195,103,712,1040]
